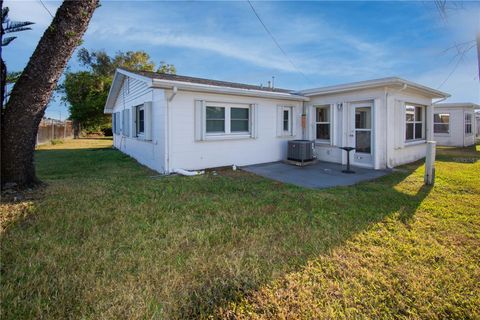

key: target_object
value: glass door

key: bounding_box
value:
[349,103,373,167]
[355,106,372,154]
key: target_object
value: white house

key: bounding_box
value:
[104,68,449,174]
[433,103,478,147]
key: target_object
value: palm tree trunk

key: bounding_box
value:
[0,0,99,188]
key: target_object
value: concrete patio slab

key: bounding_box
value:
[242,161,392,189]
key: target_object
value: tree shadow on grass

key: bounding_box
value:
[1,146,432,319]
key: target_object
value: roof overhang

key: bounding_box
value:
[104,69,153,114]
[150,79,309,101]
[434,102,480,110]
[299,77,450,99]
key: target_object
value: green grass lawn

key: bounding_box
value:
[1,139,479,319]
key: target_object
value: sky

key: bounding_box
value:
[4,0,480,120]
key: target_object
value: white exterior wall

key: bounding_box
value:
[306,87,435,169]
[112,78,167,173]
[434,106,476,147]
[167,90,303,171]
[306,88,386,169]
[386,90,433,167]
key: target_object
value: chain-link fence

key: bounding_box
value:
[37,118,74,145]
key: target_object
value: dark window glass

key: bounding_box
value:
[434,124,449,134]
[414,123,423,139]
[231,108,249,132]
[316,124,330,140]
[138,109,145,133]
[283,110,289,131]
[206,107,225,133]
[406,123,414,140]
[356,131,371,153]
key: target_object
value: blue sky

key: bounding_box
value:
[4,0,480,120]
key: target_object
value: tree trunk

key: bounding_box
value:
[0,0,99,188]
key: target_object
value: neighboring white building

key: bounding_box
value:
[104,69,449,174]
[433,103,479,147]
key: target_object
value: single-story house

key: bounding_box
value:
[433,103,479,147]
[104,68,449,174]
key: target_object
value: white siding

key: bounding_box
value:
[112,78,167,173]
[434,106,477,147]
[167,91,302,172]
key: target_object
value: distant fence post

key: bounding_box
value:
[424,141,436,185]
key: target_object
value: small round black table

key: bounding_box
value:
[339,147,356,174]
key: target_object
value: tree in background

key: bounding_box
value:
[1,0,99,188]
[63,49,175,136]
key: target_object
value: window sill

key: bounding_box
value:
[434,133,450,137]
[315,140,331,146]
[204,134,253,141]
[404,139,426,147]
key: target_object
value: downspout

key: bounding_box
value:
[385,83,407,169]
[165,86,178,174]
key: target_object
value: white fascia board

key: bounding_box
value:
[103,69,154,113]
[300,77,449,99]
[151,79,309,102]
[435,103,480,109]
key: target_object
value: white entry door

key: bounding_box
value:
[349,102,373,167]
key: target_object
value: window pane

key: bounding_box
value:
[206,120,225,133]
[316,123,330,140]
[406,123,414,140]
[231,120,249,132]
[434,124,449,134]
[406,106,415,122]
[465,124,472,134]
[316,107,329,122]
[138,109,145,133]
[231,108,249,120]
[355,107,371,129]
[206,107,225,120]
[356,131,371,154]
[283,110,289,131]
[415,123,423,139]
[415,106,423,121]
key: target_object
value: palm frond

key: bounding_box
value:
[4,21,34,33]
[2,36,16,46]
[1,7,9,24]
[4,26,33,34]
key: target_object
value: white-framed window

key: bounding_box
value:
[205,103,250,136]
[315,105,330,142]
[136,104,145,136]
[465,113,473,134]
[113,112,121,135]
[405,104,425,142]
[434,113,450,134]
[282,106,293,135]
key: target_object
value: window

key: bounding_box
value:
[465,113,473,134]
[315,106,330,142]
[205,104,250,135]
[206,106,225,133]
[231,107,249,132]
[280,107,293,135]
[136,105,145,135]
[434,113,450,134]
[405,104,425,141]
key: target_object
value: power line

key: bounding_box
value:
[246,0,312,84]
[437,44,475,89]
[38,0,54,19]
